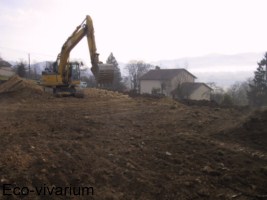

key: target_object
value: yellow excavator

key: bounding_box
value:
[41,15,114,96]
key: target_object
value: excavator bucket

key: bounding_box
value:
[96,64,115,84]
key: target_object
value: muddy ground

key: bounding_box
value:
[0,78,266,200]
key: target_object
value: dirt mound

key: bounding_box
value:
[124,90,165,99]
[84,88,129,99]
[179,99,219,107]
[0,76,45,99]
[215,109,267,152]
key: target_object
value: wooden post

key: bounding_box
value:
[28,53,31,79]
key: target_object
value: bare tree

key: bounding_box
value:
[227,80,250,106]
[124,60,153,92]
[206,82,225,104]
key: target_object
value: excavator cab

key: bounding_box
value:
[68,62,80,82]
[42,61,80,85]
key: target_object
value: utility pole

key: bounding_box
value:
[28,53,31,79]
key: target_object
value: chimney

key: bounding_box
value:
[155,66,160,70]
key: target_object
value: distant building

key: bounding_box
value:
[139,67,212,100]
[176,82,212,101]
[0,60,15,83]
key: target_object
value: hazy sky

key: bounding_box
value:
[0,0,267,67]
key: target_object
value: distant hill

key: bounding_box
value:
[152,52,263,70]
[150,52,263,88]
[118,52,262,88]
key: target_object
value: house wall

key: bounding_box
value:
[0,67,15,81]
[189,85,211,100]
[140,80,162,94]
[140,70,196,97]
[0,67,15,77]
[169,71,195,96]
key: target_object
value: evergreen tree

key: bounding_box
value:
[16,61,27,78]
[106,53,125,91]
[247,52,267,106]
[221,94,233,106]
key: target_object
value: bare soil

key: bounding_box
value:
[0,78,266,200]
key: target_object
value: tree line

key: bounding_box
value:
[3,52,267,107]
[83,52,267,108]
[9,53,153,92]
[81,53,153,92]
[208,53,267,107]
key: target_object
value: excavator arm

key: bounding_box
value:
[85,16,100,78]
[55,15,114,84]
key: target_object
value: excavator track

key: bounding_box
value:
[43,86,84,98]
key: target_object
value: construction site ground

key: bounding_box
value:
[0,77,266,200]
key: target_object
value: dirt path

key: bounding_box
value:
[0,86,266,200]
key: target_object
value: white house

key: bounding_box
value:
[177,82,212,101]
[0,60,15,83]
[139,68,212,100]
